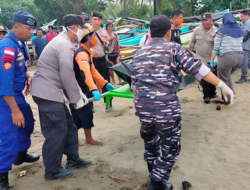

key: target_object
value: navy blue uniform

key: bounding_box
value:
[0,31,35,173]
[132,38,210,183]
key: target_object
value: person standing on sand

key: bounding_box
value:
[106,22,123,85]
[131,14,234,190]
[70,23,114,146]
[235,10,250,84]
[190,13,218,104]
[0,11,40,190]
[32,28,48,60]
[91,12,115,110]
[31,14,92,180]
[211,13,244,108]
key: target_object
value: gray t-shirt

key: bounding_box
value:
[31,32,81,103]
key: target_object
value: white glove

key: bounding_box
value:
[74,98,84,109]
[80,91,89,105]
[74,90,89,109]
[217,80,234,105]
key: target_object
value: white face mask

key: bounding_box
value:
[67,26,84,41]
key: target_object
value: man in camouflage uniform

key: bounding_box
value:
[131,15,234,190]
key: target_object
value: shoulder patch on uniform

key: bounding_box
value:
[2,62,12,71]
[81,59,88,63]
[17,48,23,57]
[4,47,15,56]
[3,47,15,64]
[19,61,24,67]
[16,56,24,61]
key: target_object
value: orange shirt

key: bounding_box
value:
[74,44,108,92]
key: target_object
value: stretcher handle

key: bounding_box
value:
[88,92,109,103]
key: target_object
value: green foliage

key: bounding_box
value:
[0,0,36,28]
[33,0,107,26]
[195,0,248,15]
[128,4,153,20]
[102,2,123,22]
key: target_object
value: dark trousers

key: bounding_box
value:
[93,56,112,106]
[200,66,217,99]
[140,119,182,183]
[33,96,79,175]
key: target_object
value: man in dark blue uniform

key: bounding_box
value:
[0,11,40,190]
[132,15,234,190]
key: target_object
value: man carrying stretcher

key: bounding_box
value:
[70,23,115,146]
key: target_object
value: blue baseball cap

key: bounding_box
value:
[13,11,37,27]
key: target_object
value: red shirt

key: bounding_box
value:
[45,33,58,42]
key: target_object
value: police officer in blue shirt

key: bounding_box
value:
[0,11,40,190]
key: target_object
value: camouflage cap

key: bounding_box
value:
[0,24,7,33]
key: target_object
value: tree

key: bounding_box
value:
[128,4,153,20]
[102,2,123,21]
[0,0,36,28]
[33,0,108,26]
[195,0,249,14]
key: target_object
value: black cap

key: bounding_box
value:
[13,11,37,27]
[0,24,7,33]
[91,11,102,19]
[201,13,212,20]
[150,14,171,37]
[63,14,85,27]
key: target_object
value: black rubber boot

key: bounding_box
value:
[148,179,163,190]
[162,183,173,190]
[13,151,40,166]
[204,97,211,104]
[44,168,73,180]
[182,181,192,190]
[0,172,10,190]
[65,157,92,170]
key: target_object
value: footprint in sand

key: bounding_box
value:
[181,97,192,103]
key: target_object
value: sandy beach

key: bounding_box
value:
[8,68,250,190]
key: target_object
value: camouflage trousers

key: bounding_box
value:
[140,119,182,183]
